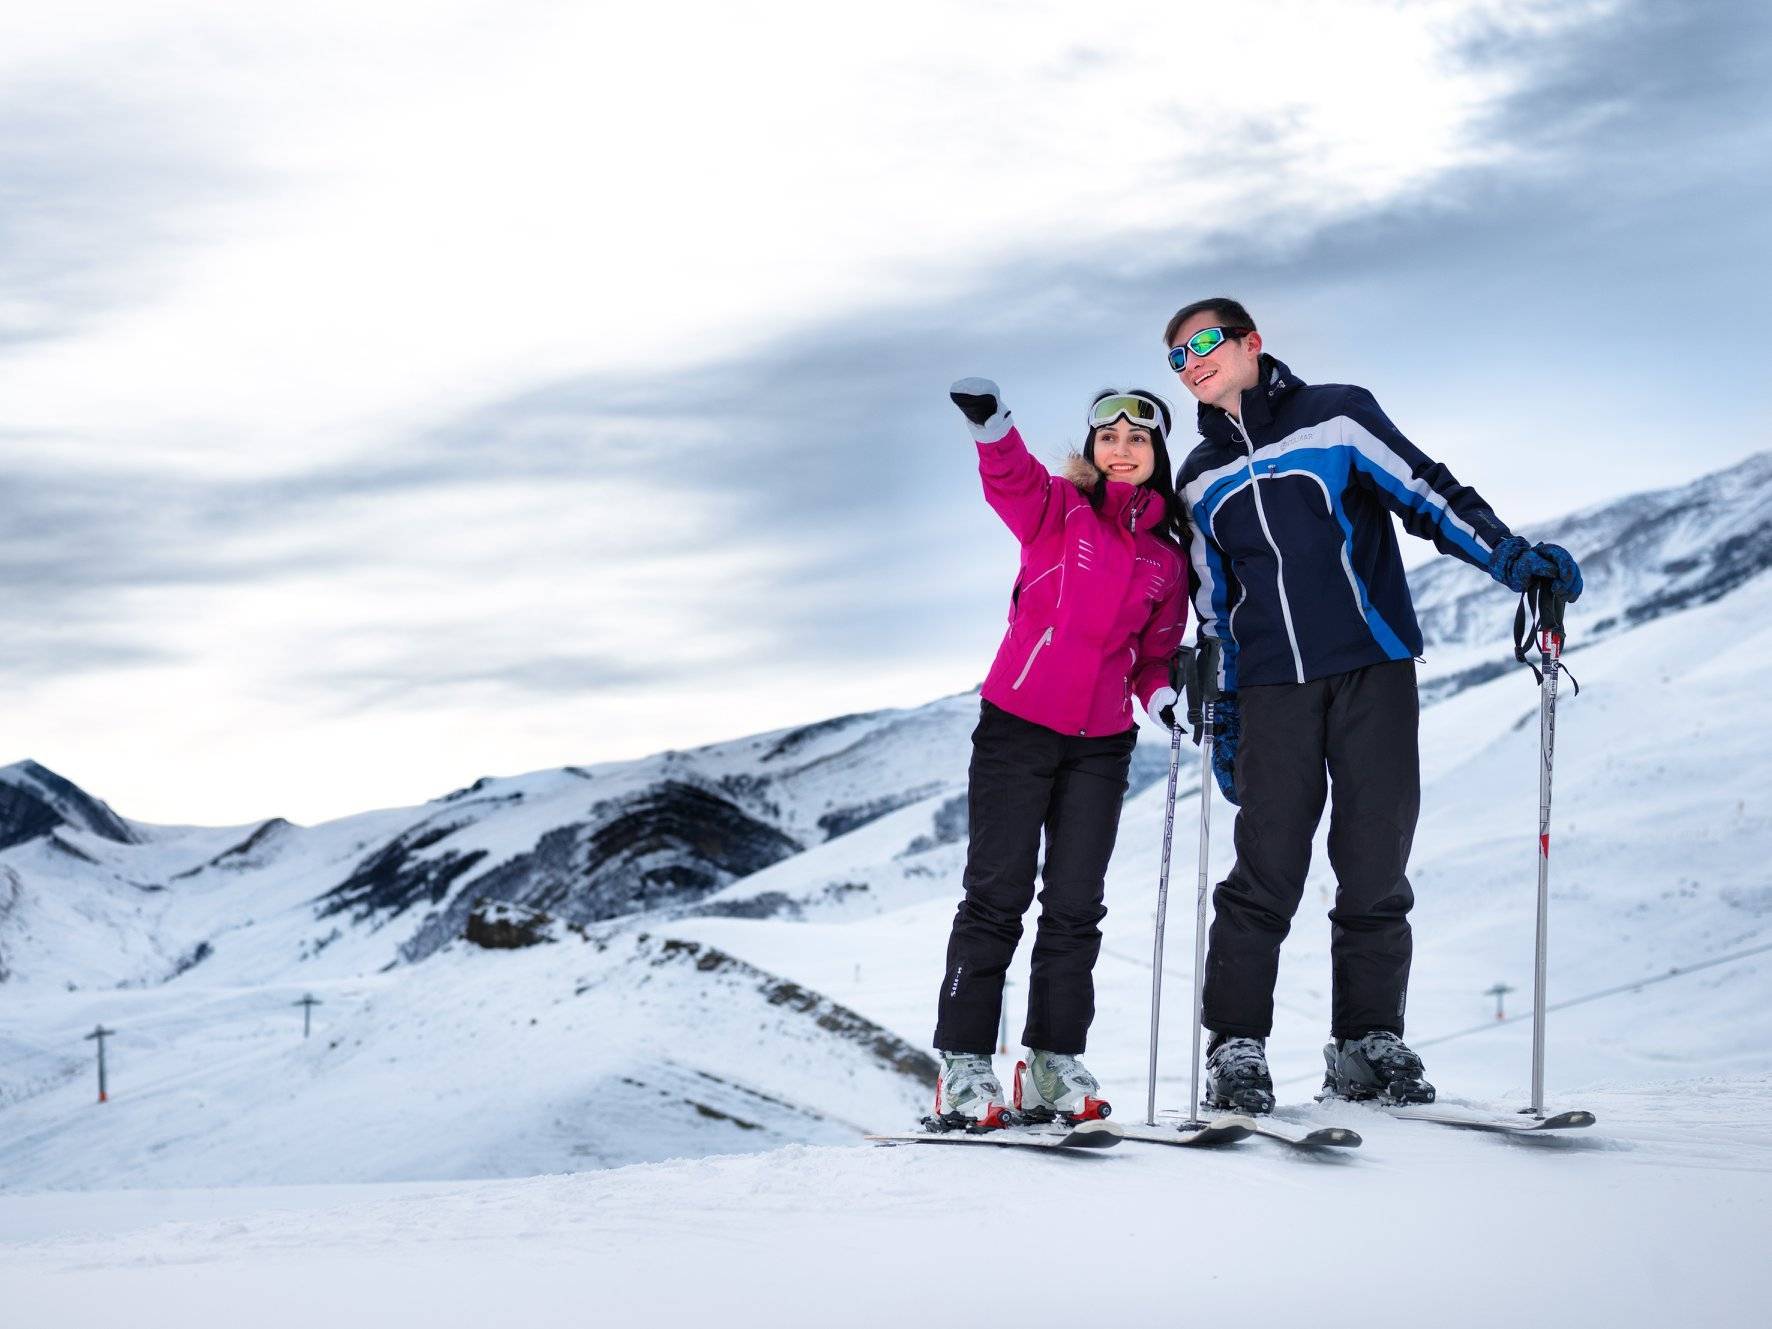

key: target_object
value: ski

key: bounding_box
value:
[1249,1120,1362,1150]
[1116,1116,1256,1148]
[1384,1105,1595,1134]
[1155,1110,1360,1151]
[866,1118,1122,1150]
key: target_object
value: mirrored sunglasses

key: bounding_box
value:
[1167,326,1252,373]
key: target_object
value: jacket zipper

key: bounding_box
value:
[1012,626,1054,689]
[1229,413,1306,685]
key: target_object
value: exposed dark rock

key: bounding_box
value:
[0,867,16,982]
[817,783,944,840]
[465,899,565,949]
[760,713,872,763]
[168,940,213,978]
[685,891,805,920]
[440,776,527,805]
[902,793,968,856]
[395,781,803,963]
[642,935,936,1086]
[170,818,296,879]
[319,817,489,925]
[1408,452,1772,705]
[1417,658,1522,707]
[46,834,100,864]
[0,760,137,851]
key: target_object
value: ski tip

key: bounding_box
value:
[1537,1109,1596,1130]
[1060,1118,1124,1148]
[1301,1127,1363,1148]
[1187,1114,1257,1144]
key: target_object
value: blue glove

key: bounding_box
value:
[1531,542,1583,600]
[1209,696,1240,806]
[1487,535,1583,600]
[949,377,1013,443]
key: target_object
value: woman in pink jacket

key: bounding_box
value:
[929,378,1191,1131]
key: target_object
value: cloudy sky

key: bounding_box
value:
[3,0,1767,826]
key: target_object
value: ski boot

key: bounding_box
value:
[925,1052,1015,1132]
[1013,1049,1111,1123]
[1321,1031,1436,1104]
[1204,1034,1276,1115]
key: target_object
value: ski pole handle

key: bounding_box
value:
[1191,637,1224,744]
[1534,581,1568,653]
[1175,647,1201,734]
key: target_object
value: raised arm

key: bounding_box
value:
[951,377,1068,545]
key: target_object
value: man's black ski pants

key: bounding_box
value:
[1203,659,1420,1042]
[934,701,1136,1056]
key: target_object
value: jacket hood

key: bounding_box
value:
[1061,451,1167,530]
[1197,354,1306,443]
[1062,452,1103,491]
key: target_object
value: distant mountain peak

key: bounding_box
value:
[1410,449,1772,702]
[0,760,137,851]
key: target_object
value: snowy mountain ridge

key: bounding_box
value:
[1,451,1767,993]
[1410,449,1772,700]
[2,449,1770,1194]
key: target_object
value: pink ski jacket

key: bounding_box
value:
[975,423,1190,737]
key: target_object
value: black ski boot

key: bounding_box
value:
[1205,1034,1276,1115]
[1321,1031,1436,1104]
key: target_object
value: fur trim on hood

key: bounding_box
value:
[1062,451,1103,492]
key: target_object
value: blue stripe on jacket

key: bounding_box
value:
[1179,356,1512,690]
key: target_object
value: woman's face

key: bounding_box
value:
[1092,420,1156,486]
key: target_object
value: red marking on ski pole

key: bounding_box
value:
[1540,833,1550,859]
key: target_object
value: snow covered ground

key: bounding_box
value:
[4,1080,1771,1328]
[4,458,1771,1325]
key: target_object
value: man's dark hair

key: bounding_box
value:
[1163,297,1257,348]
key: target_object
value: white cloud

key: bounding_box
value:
[0,0,1609,468]
[0,0,1634,823]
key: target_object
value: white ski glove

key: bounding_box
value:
[949,377,1014,444]
[1143,686,1182,731]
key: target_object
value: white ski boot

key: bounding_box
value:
[927,1052,1014,1132]
[1013,1049,1111,1123]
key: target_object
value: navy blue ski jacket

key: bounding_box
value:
[1178,356,1513,691]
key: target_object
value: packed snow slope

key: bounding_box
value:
[5,1079,1771,1329]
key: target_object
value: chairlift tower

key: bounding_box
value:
[294,993,323,1039]
[83,1025,116,1103]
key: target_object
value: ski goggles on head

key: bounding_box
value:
[1087,393,1165,433]
[1167,326,1252,373]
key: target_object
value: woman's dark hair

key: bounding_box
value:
[1163,297,1257,348]
[1081,389,1189,549]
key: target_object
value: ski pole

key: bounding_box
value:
[1186,636,1221,1129]
[1513,579,1573,1118]
[1146,647,1191,1127]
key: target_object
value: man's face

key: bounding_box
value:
[1170,311,1264,414]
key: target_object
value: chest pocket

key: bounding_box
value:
[1209,483,1269,560]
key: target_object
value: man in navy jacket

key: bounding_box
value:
[1161,297,1582,1112]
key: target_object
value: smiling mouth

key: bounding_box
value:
[1190,368,1218,390]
